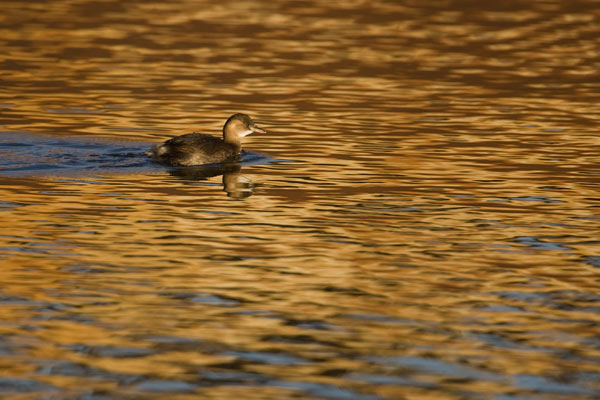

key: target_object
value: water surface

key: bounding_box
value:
[0,0,599,399]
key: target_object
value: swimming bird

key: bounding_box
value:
[147,113,266,166]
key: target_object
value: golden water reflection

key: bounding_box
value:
[0,0,599,399]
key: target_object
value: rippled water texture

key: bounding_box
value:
[1,0,599,399]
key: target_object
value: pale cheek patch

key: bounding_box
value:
[240,129,254,137]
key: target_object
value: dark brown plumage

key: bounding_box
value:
[147,113,266,166]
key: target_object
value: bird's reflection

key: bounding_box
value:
[168,163,255,198]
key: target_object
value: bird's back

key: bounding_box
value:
[148,132,241,166]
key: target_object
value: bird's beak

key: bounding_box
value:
[252,125,267,134]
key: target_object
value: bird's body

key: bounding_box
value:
[147,113,265,166]
[150,132,242,166]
